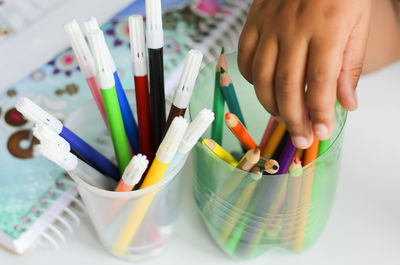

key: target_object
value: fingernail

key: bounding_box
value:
[292,136,309,149]
[314,123,329,140]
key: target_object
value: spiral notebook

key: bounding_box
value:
[0,0,251,255]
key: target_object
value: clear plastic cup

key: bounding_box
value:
[65,94,187,261]
[189,53,347,260]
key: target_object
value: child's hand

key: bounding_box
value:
[238,0,371,148]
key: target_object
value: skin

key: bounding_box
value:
[238,0,400,149]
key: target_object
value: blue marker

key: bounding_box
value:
[16,97,121,182]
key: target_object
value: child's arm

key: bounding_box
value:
[238,0,371,148]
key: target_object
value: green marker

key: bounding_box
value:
[211,47,225,145]
[88,29,131,174]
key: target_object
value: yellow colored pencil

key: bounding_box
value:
[202,138,238,166]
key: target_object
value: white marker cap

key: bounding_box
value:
[122,154,149,186]
[84,17,117,72]
[15,97,63,134]
[145,0,164,49]
[32,123,70,151]
[173,50,203,109]
[157,116,188,163]
[129,15,147,76]
[179,109,214,154]
[64,20,96,79]
[87,30,115,90]
[36,143,78,171]
[83,17,99,35]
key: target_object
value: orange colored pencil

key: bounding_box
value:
[225,112,257,150]
[261,122,286,159]
[293,136,319,251]
[303,136,319,166]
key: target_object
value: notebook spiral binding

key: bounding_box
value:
[11,174,84,251]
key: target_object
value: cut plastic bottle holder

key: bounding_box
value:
[189,53,347,260]
[65,93,187,261]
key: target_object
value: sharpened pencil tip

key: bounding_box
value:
[220,67,225,73]
[225,112,231,119]
[221,47,225,55]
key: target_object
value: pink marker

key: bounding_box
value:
[64,20,108,128]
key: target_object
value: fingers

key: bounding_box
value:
[251,35,279,116]
[274,38,313,149]
[306,36,343,140]
[238,24,259,84]
[337,20,370,111]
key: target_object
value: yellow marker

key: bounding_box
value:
[113,117,188,255]
[202,138,238,166]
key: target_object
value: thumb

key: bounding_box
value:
[337,16,370,111]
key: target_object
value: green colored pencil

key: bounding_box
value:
[220,67,246,128]
[211,48,226,144]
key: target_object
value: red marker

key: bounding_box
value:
[129,15,154,162]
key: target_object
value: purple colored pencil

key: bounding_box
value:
[276,138,297,174]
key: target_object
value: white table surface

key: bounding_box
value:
[1,60,400,264]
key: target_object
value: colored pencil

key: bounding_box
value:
[259,116,276,150]
[146,0,166,150]
[219,167,262,242]
[276,137,298,175]
[285,157,303,246]
[271,131,289,160]
[211,47,226,144]
[246,137,297,255]
[225,112,257,150]
[263,159,280,175]
[293,136,319,251]
[225,172,284,255]
[129,15,154,162]
[220,67,246,127]
[261,122,286,159]
[202,138,238,166]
